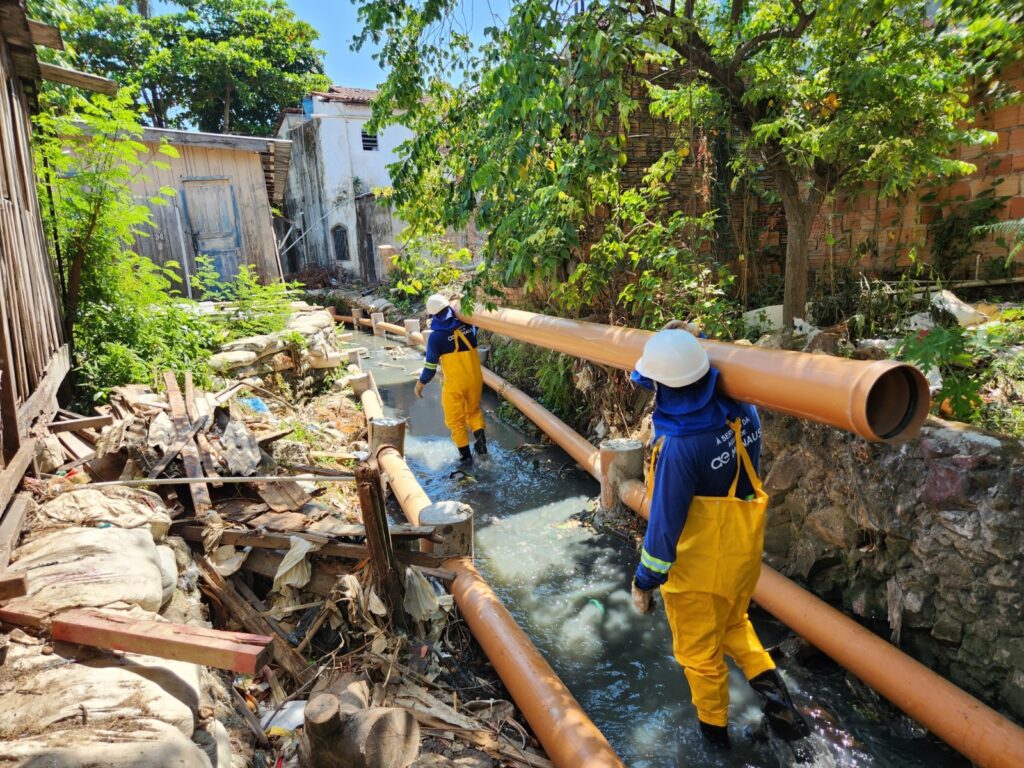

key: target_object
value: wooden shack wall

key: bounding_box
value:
[0,28,67,509]
[131,143,281,287]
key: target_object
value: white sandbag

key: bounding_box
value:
[157,544,179,606]
[32,486,172,541]
[34,434,66,474]
[0,719,212,768]
[7,526,164,616]
[208,350,258,371]
[931,289,988,327]
[0,640,196,739]
[81,642,204,717]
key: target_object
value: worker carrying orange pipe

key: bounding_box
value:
[629,323,809,749]
[414,293,488,467]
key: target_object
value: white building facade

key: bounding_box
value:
[276,86,412,281]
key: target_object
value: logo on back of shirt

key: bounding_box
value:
[709,417,761,470]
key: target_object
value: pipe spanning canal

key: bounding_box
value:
[350,329,971,768]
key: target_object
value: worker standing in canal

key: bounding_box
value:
[414,293,487,467]
[629,324,809,749]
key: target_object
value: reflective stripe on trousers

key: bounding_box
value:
[657,419,775,726]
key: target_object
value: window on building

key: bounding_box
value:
[361,129,379,151]
[332,225,350,262]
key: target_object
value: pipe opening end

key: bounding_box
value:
[866,366,930,442]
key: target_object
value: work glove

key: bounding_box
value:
[414,381,425,399]
[662,319,701,336]
[631,579,654,615]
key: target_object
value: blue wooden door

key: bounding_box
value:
[182,178,241,282]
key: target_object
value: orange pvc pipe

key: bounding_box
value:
[480,369,1024,768]
[369,449,625,767]
[482,369,599,476]
[446,556,626,768]
[377,321,406,335]
[462,306,928,444]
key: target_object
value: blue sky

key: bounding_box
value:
[286,0,511,89]
[151,0,512,90]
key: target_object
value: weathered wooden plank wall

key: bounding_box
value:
[131,142,282,288]
[0,21,67,511]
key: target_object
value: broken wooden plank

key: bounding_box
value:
[0,602,49,630]
[27,18,64,49]
[231,685,270,748]
[195,555,310,684]
[0,573,27,601]
[175,525,448,567]
[255,479,311,512]
[46,415,114,433]
[183,373,222,487]
[162,371,212,515]
[0,493,33,570]
[240,548,341,596]
[356,461,405,630]
[255,429,294,448]
[37,61,117,95]
[146,415,209,479]
[51,608,273,674]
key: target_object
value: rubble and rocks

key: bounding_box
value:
[208,302,351,379]
[2,346,550,767]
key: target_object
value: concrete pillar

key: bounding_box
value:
[419,501,474,558]
[403,319,420,342]
[368,416,407,455]
[371,312,386,336]
[347,348,363,369]
[599,438,644,512]
[349,373,372,397]
[477,344,491,365]
[351,307,365,328]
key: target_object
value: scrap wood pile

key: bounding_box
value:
[0,369,551,767]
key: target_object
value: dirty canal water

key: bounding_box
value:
[353,329,968,768]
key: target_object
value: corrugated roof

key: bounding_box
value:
[312,85,379,103]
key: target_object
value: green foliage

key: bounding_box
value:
[388,233,473,310]
[190,255,301,339]
[34,90,220,403]
[928,189,1007,278]
[811,264,928,339]
[355,0,1016,327]
[488,338,583,427]
[896,313,1024,433]
[69,0,330,134]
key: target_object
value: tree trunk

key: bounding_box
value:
[774,166,824,330]
[223,82,231,133]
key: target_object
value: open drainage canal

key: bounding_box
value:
[356,330,968,768]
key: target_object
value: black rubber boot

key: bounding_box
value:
[698,720,731,749]
[458,445,474,466]
[749,669,811,741]
[473,428,488,455]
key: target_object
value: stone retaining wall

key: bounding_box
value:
[760,413,1024,721]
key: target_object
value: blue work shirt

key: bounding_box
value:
[632,367,762,591]
[418,308,480,384]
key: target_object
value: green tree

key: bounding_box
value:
[69,0,330,135]
[356,0,1016,328]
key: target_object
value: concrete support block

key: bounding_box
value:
[403,319,420,342]
[368,416,407,456]
[419,501,474,558]
[371,312,386,336]
[477,344,491,365]
[347,349,363,369]
[599,438,644,512]
[349,373,372,397]
[351,307,365,327]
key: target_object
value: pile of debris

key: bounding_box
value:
[208,302,351,379]
[3,368,550,767]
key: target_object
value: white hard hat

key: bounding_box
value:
[425,294,450,316]
[635,329,710,388]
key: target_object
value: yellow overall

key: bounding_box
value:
[439,328,485,448]
[658,419,775,727]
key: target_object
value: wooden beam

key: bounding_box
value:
[15,344,69,429]
[47,415,113,433]
[173,520,436,541]
[356,461,406,630]
[37,62,116,96]
[26,19,62,50]
[51,608,273,674]
[175,525,448,568]
[0,573,27,601]
[146,415,209,479]
[195,555,311,684]
[162,372,211,515]
[0,442,35,520]
[0,486,34,564]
